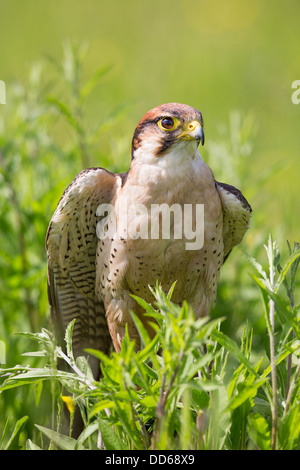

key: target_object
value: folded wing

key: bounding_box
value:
[46,168,121,376]
[215,181,252,262]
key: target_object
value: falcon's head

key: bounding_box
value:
[131,103,204,162]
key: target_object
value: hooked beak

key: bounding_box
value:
[179,120,205,146]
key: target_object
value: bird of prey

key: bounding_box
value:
[46,102,251,377]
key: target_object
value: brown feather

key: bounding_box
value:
[46,167,122,377]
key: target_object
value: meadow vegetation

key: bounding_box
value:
[0,44,299,450]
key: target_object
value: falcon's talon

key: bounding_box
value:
[46,102,251,375]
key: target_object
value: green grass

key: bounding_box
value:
[0,44,299,450]
[1,242,300,450]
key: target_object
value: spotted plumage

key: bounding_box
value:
[46,102,252,378]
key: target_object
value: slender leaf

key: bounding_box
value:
[247,414,271,450]
[26,439,42,450]
[211,329,258,377]
[98,418,126,450]
[35,425,76,450]
[80,63,113,100]
[5,416,29,450]
[74,422,99,450]
[46,96,82,132]
[275,248,300,292]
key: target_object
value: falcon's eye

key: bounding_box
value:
[157,117,177,131]
[161,118,174,129]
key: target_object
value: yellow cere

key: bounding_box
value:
[179,120,201,139]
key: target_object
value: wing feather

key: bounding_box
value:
[215,181,252,262]
[46,168,122,376]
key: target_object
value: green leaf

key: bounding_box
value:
[130,295,157,315]
[137,334,160,363]
[255,277,300,336]
[74,422,99,450]
[46,97,82,132]
[130,311,160,372]
[278,403,300,450]
[114,390,139,402]
[275,248,300,292]
[167,281,177,300]
[180,387,192,450]
[130,357,156,395]
[34,380,43,407]
[247,413,271,450]
[84,348,111,366]
[89,400,116,417]
[113,400,143,449]
[26,439,42,450]
[249,273,299,333]
[88,102,130,143]
[65,319,76,362]
[43,52,64,74]
[244,250,269,284]
[211,329,258,377]
[191,388,210,409]
[261,342,299,379]
[139,395,157,409]
[182,352,218,381]
[98,418,126,450]
[75,355,94,382]
[35,424,76,450]
[226,379,266,412]
[80,63,113,100]
[5,416,29,450]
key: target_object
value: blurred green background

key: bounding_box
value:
[1,0,300,236]
[0,0,299,447]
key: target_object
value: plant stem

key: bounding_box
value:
[152,350,184,449]
[284,359,300,415]
[58,348,96,390]
[269,298,278,450]
[269,260,278,450]
[285,291,295,399]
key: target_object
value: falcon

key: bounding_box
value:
[46,103,252,377]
